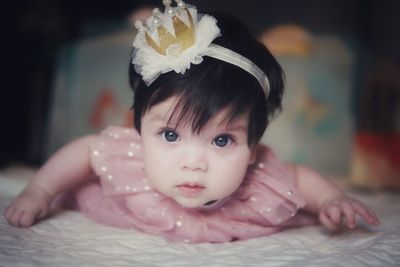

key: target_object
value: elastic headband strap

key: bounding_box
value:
[205,44,270,97]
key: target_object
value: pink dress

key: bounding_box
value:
[74,126,315,243]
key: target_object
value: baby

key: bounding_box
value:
[4,0,379,243]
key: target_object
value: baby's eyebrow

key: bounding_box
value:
[149,111,248,133]
[149,114,163,122]
[221,124,247,134]
[149,113,180,127]
[149,113,170,123]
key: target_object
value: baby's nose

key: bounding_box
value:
[180,145,208,172]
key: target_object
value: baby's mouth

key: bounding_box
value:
[177,182,205,197]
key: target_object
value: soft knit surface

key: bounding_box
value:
[0,168,399,266]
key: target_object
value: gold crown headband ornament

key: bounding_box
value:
[132,0,270,96]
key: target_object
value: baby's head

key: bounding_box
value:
[129,2,284,208]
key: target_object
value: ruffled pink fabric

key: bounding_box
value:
[74,126,314,243]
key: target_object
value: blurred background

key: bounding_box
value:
[2,0,399,188]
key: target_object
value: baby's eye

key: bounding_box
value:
[161,129,180,142]
[213,135,234,147]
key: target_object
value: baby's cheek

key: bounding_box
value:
[143,153,172,190]
[211,161,248,197]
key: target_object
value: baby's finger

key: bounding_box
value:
[368,209,380,225]
[19,210,35,228]
[3,205,15,223]
[6,206,20,226]
[16,210,27,228]
[340,201,355,228]
[37,203,49,220]
[365,206,380,225]
[319,211,338,231]
[9,208,24,227]
[37,208,47,219]
[326,204,342,225]
[352,201,380,226]
[3,204,15,221]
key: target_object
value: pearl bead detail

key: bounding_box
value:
[176,0,186,8]
[152,8,161,16]
[153,18,160,27]
[166,6,175,16]
[134,20,144,32]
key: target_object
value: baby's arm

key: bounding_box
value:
[289,163,380,230]
[4,135,96,227]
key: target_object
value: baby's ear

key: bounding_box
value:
[249,147,258,165]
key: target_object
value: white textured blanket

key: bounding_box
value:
[0,172,399,267]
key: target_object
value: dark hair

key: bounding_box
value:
[129,12,284,147]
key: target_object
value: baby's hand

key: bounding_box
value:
[318,196,380,231]
[3,186,51,227]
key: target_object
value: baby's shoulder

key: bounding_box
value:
[97,125,140,139]
[254,143,282,165]
[246,143,293,184]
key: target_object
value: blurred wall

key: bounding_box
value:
[2,0,399,166]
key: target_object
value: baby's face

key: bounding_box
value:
[140,97,255,208]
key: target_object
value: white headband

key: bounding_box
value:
[204,44,270,96]
[132,0,270,97]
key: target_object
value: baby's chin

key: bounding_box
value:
[172,195,219,209]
